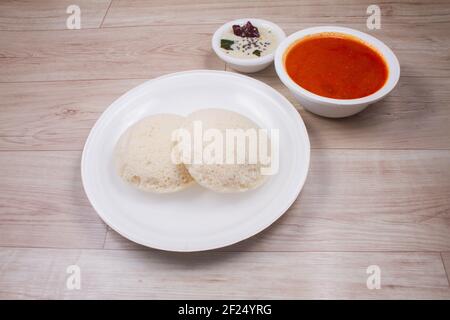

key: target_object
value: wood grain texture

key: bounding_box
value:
[0,79,144,150]
[0,151,106,248]
[244,71,450,149]
[1,18,449,82]
[103,149,450,252]
[1,75,449,150]
[0,25,224,82]
[0,0,112,31]
[0,248,449,299]
[102,0,450,27]
[2,149,449,252]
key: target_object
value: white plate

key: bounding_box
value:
[81,70,310,252]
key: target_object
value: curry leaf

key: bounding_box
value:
[253,50,261,57]
[221,39,234,50]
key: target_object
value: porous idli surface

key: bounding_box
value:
[114,114,194,193]
[179,109,269,193]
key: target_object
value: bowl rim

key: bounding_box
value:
[212,18,286,66]
[274,26,401,106]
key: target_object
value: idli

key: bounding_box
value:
[114,114,194,193]
[177,109,270,193]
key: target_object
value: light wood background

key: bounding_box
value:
[0,0,449,300]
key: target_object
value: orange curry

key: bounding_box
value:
[284,33,388,99]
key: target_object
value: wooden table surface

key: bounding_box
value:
[1,0,450,299]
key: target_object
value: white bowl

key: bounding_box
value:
[274,26,400,118]
[212,18,286,73]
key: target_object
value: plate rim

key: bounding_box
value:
[81,70,310,252]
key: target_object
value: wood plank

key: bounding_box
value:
[0,19,449,82]
[0,24,225,82]
[104,150,450,252]
[0,151,106,248]
[2,149,447,252]
[0,0,111,31]
[0,79,144,150]
[245,71,450,149]
[102,0,450,27]
[0,248,448,299]
[1,75,449,150]
[226,150,450,252]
